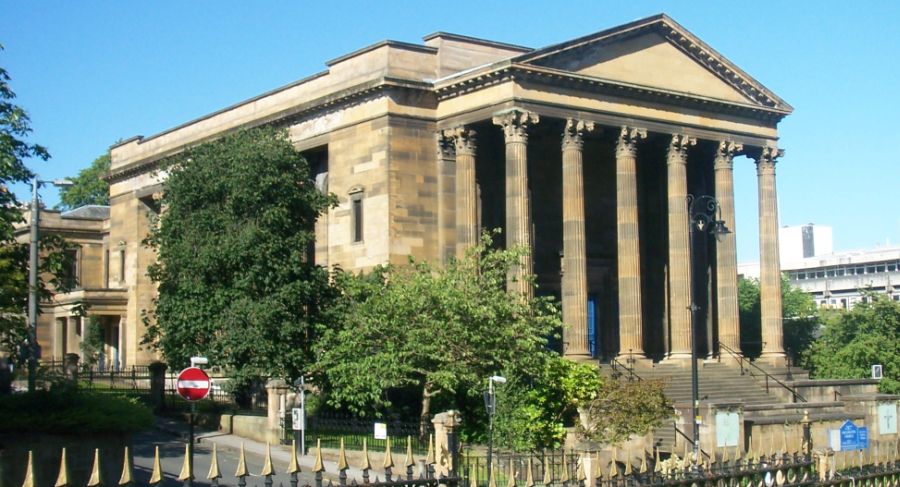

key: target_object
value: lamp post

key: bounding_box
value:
[26,176,73,393]
[686,194,730,460]
[485,375,506,487]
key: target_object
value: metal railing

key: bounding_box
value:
[671,424,710,459]
[719,344,807,403]
[609,355,643,382]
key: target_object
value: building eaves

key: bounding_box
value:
[421,31,532,53]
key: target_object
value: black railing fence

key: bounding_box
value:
[292,413,434,455]
[459,449,900,487]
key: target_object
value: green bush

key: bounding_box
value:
[0,389,153,434]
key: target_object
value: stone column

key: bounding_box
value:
[667,133,696,359]
[714,141,743,357]
[615,126,648,359]
[437,132,457,264]
[443,127,478,258]
[755,146,786,360]
[561,118,594,358]
[493,109,539,298]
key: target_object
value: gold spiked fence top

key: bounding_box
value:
[16,435,900,487]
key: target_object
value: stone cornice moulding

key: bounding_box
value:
[434,63,790,124]
[106,78,437,183]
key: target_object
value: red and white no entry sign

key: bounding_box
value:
[176,366,211,401]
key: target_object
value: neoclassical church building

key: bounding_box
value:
[58,14,794,368]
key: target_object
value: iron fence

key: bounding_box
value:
[12,437,900,487]
[294,414,434,455]
[13,436,459,487]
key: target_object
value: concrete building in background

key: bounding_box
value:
[739,223,898,310]
[780,224,833,262]
[42,14,797,367]
[784,246,900,309]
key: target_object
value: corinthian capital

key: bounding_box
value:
[492,109,539,143]
[562,118,595,151]
[615,126,647,158]
[714,140,744,169]
[441,126,477,156]
[667,133,696,164]
[437,132,456,159]
[755,145,784,175]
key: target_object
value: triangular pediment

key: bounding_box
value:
[515,14,791,112]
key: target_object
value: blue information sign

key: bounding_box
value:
[838,420,869,451]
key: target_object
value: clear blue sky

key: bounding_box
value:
[3,1,899,262]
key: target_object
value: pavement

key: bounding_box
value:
[150,415,370,486]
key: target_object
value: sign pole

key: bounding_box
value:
[189,401,195,487]
[300,376,306,456]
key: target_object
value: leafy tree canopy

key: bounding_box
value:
[738,275,817,361]
[805,293,900,393]
[315,233,671,449]
[144,126,336,389]
[315,234,561,432]
[57,153,110,209]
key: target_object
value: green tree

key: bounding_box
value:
[738,275,817,361]
[0,50,75,362]
[805,293,900,393]
[492,357,670,449]
[144,126,336,391]
[315,233,561,434]
[57,153,110,209]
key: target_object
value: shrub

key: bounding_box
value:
[0,389,153,435]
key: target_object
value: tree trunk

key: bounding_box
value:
[420,386,432,440]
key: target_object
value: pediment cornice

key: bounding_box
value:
[512,14,792,113]
[433,63,790,124]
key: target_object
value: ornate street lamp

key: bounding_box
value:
[686,194,730,460]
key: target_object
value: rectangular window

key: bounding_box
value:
[62,249,78,289]
[103,250,110,288]
[837,269,845,276]
[888,264,897,272]
[867,266,876,274]
[827,270,835,277]
[876,265,885,273]
[119,249,126,283]
[351,197,363,243]
[816,271,825,278]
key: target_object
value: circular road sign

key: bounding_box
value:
[176,366,211,401]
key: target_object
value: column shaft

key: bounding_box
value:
[667,134,696,359]
[756,146,786,359]
[714,141,743,356]
[445,128,478,258]
[493,110,539,298]
[561,119,593,358]
[437,133,457,264]
[615,126,647,359]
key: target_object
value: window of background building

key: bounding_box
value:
[62,249,78,289]
[103,249,109,288]
[816,271,825,278]
[827,270,835,277]
[119,249,126,283]
[349,189,364,244]
[888,263,897,272]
